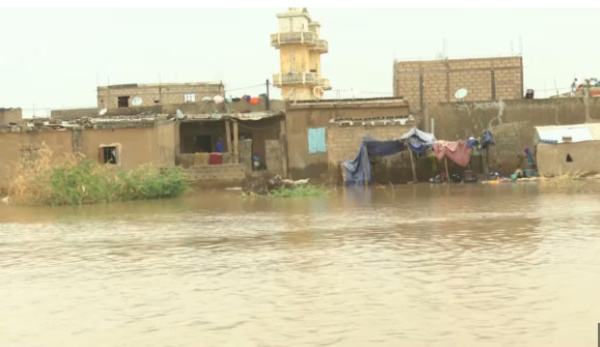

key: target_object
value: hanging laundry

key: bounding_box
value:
[432,140,472,167]
[481,129,495,149]
[249,97,260,105]
[242,95,251,102]
[209,152,223,165]
[398,128,436,154]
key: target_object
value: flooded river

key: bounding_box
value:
[1,184,600,347]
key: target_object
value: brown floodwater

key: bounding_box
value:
[1,183,600,347]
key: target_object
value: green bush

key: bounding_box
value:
[10,151,191,206]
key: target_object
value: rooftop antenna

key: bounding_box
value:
[519,36,523,56]
[511,41,514,56]
[443,38,447,59]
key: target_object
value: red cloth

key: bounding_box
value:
[249,97,260,105]
[432,140,472,167]
[209,152,223,165]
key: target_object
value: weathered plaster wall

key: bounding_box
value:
[0,131,73,190]
[536,142,600,176]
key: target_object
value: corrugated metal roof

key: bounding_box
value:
[535,123,600,143]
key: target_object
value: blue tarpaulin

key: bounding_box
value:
[342,128,436,185]
[343,137,407,185]
[343,142,371,185]
[364,136,407,156]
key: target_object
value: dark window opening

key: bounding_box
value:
[194,135,212,153]
[310,69,317,73]
[118,96,130,108]
[102,146,118,164]
[566,154,573,162]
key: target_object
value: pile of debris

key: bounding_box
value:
[241,173,309,195]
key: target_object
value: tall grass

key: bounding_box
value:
[8,143,191,206]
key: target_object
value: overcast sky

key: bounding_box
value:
[0,8,598,117]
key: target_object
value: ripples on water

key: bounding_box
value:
[1,184,600,347]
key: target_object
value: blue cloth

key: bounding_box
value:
[343,143,371,185]
[343,136,408,185]
[481,129,495,148]
[466,139,477,148]
[308,128,327,153]
[398,128,436,154]
[364,137,406,156]
[215,141,224,153]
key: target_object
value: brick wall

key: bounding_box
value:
[187,164,247,187]
[326,124,414,183]
[97,83,224,109]
[394,56,523,112]
[286,98,411,181]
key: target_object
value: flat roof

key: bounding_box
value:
[535,123,600,143]
[98,82,223,90]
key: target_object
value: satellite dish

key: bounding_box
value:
[176,109,185,119]
[99,108,107,116]
[455,88,468,100]
[131,97,143,106]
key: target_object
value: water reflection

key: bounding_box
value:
[1,184,600,347]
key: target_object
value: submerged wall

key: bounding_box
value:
[0,121,177,191]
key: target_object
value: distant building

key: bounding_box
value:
[97,82,224,109]
[393,56,524,112]
[271,8,331,101]
[535,123,600,176]
[0,108,22,124]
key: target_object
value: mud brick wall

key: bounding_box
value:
[265,140,284,176]
[187,164,247,187]
[394,56,523,112]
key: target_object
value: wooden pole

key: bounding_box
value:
[444,157,449,183]
[362,145,368,186]
[233,120,239,164]
[279,119,288,178]
[225,119,232,153]
[409,149,417,183]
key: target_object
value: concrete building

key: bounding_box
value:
[271,8,331,101]
[285,97,413,183]
[0,108,22,124]
[97,82,224,109]
[394,56,524,112]
[535,123,600,176]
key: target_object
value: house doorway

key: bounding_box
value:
[194,135,212,152]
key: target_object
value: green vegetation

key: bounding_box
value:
[9,144,191,206]
[268,185,330,198]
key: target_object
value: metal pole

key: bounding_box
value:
[266,79,270,111]
[409,149,417,183]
